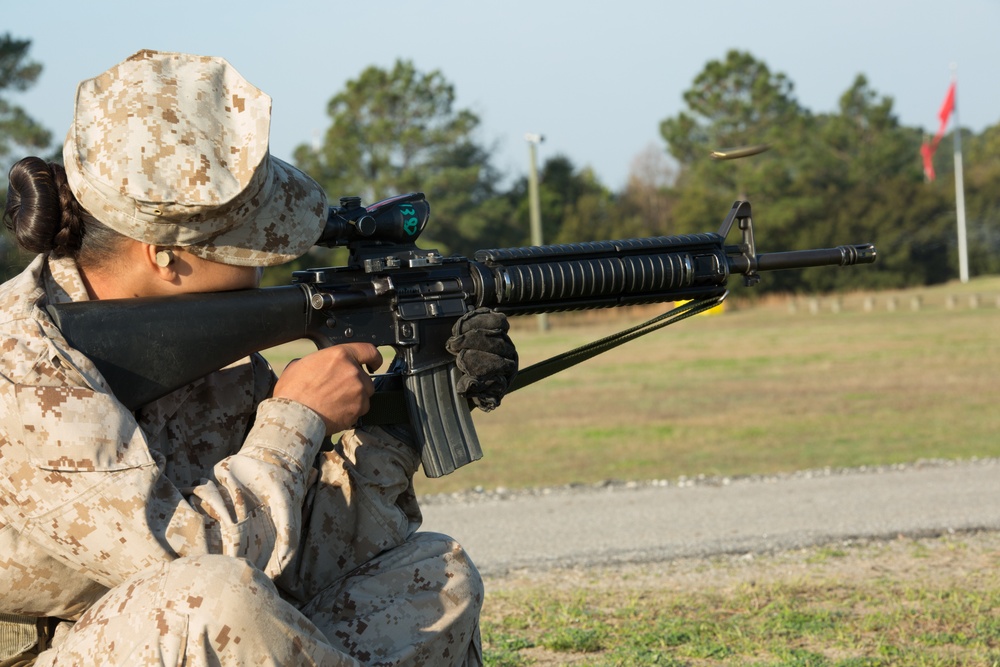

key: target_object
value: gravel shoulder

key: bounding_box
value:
[419,458,1000,579]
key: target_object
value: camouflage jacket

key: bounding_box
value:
[0,255,358,618]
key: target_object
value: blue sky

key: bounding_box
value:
[7,0,999,192]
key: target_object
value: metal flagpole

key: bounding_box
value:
[525,133,549,331]
[950,65,969,283]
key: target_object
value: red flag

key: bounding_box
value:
[920,139,936,181]
[921,82,957,182]
[937,82,956,136]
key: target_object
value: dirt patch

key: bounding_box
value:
[484,529,1000,596]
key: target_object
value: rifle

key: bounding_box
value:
[47,193,876,477]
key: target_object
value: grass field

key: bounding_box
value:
[480,532,1000,666]
[264,275,1000,496]
[263,276,1000,666]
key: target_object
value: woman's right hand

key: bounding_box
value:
[273,343,384,435]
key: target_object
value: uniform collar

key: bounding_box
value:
[44,255,93,305]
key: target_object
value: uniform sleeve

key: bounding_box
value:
[0,367,326,590]
[275,425,424,601]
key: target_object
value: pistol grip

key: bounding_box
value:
[405,362,483,478]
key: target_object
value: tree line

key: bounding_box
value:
[2,36,998,292]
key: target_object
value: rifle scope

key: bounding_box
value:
[317,193,430,248]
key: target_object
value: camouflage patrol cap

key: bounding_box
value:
[62,49,327,267]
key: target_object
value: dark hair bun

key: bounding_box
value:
[4,157,85,257]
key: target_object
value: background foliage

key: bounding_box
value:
[1,39,997,289]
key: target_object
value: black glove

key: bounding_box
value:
[445,308,518,411]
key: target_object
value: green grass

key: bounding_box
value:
[439,277,1000,494]
[263,276,1000,495]
[478,534,1000,666]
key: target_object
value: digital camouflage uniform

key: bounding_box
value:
[0,48,485,665]
[0,258,483,664]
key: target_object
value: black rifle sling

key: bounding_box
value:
[361,293,728,426]
[506,293,728,393]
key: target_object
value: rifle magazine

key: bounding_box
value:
[405,363,483,478]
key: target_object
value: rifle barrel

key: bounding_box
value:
[729,243,877,274]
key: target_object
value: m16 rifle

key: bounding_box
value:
[47,193,876,477]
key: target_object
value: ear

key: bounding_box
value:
[141,244,179,282]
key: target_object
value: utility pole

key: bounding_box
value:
[525,132,549,331]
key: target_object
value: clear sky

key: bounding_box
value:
[6,0,999,193]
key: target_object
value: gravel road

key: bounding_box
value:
[419,458,1000,576]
